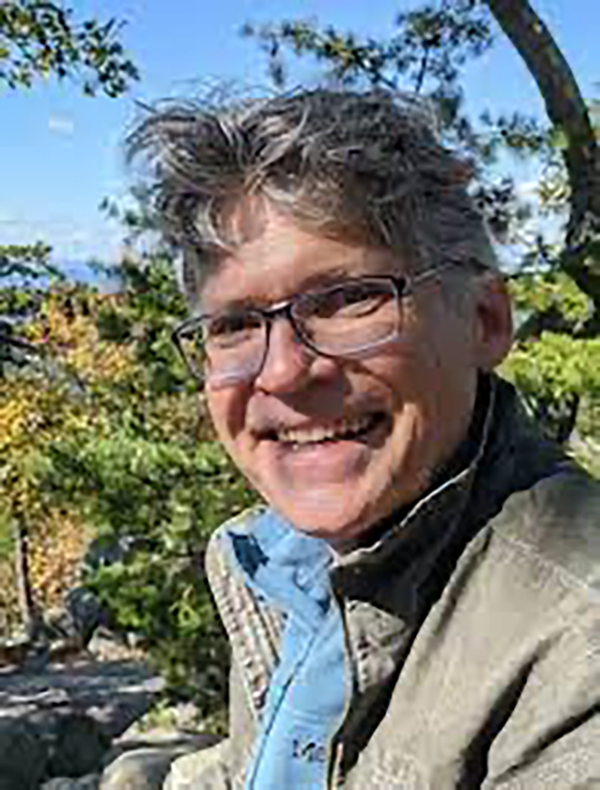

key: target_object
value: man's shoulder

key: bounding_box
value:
[486,464,600,594]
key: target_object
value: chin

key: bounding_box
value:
[259,478,381,544]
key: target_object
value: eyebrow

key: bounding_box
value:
[299,266,368,291]
[202,264,371,315]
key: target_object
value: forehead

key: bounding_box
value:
[199,200,402,311]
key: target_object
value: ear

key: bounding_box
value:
[472,274,514,372]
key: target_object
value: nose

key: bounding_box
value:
[254,317,315,393]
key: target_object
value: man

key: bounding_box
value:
[129,89,600,788]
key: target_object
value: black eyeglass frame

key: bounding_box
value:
[172,263,455,385]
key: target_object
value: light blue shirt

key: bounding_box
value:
[226,512,346,789]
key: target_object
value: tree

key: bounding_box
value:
[0,0,139,95]
[0,0,139,332]
[0,2,139,638]
[0,258,256,716]
[244,0,600,448]
[487,0,600,309]
[0,242,58,377]
[0,0,139,370]
[483,0,599,443]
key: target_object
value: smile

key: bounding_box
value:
[274,413,384,446]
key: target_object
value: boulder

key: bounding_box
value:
[0,656,164,785]
[42,776,100,790]
[38,710,110,777]
[0,707,109,785]
[0,717,48,790]
[0,657,164,740]
[163,739,229,789]
[100,731,221,790]
[100,748,179,790]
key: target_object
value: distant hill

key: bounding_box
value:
[56,260,123,292]
[2,260,123,293]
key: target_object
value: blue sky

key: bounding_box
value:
[1,0,598,266]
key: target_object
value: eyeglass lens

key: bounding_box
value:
[178,278,401,387]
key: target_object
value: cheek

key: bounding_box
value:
[207,388,248,454]
[365,339,436,409]
[376,331,476,442]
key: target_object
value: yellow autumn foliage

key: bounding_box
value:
[29,507,93,611]
[26,292,135,384]
[1,289,135,620]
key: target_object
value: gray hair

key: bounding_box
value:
[127,88,498,302]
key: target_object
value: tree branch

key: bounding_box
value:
[486,0,600,308]
[413,43,432,94]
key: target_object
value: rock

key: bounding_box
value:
[83,535,149,575]
[99,748,178,790]
[66,588,103,642]
[46,588,103,646]
[87,627,142,663]
[0,707,109,784]
[0,656,164,785]
[100,730,221,790]
[0,657,165,741]
[163,740,229,790]
[1,585,104,676]
[37,710,110,777]
[0,717,48,790]
[42,776,100,790]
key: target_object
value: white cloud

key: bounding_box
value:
[48,115,75,136]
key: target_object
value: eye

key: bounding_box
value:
[204,310,263,348]
[303,280,394,320]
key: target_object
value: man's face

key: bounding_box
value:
[201,202,511,545]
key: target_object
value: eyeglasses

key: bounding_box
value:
[172,264,452,389]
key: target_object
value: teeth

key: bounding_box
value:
[277,415,376,445]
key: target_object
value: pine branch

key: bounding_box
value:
[486,0,600,309]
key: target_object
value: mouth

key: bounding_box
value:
[264,412,387,449]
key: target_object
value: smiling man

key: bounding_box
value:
[128,90,600,789]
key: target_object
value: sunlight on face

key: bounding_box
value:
[202,201,511,545]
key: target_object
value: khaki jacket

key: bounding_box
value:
[166,378,600,788]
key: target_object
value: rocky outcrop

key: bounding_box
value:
[0,588,104,675]
[0,562,220,788]
[99,730,221,790]
[0,716,48,790]
[0,649,164,788]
